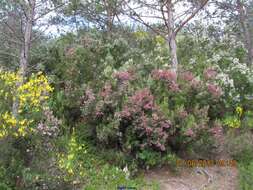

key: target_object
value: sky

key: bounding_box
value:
[39,0,218,37]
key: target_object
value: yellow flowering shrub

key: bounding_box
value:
[0,112,34,138]
[224,117,241,128]
[236,106,243,117]
[134,31,148,40]
[224,106,243,129]
[155,35,166,45]
[0,70,21,87]
[17,72,53,111]
[58,135,87,178]
[0,70,53,139]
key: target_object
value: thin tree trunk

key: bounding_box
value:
[103,0,115,35]
[166,0,178,73]
[168,33,178,72]
[20,0,35,79]
[237,0,253,66]
[12,0,36,117]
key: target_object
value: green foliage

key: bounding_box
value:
[239,162,253,190]
[242,110,253,129]
[225,131,253,164]
[82,164,156,190]
[1,24,253,189]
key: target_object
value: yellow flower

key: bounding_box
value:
[19,120,26,126]
[155,35,165,45]
[225,117,241,128]
[18,126,26,136]
[236,106,243,117]
[16,71,53,110]
[0,71,53,139]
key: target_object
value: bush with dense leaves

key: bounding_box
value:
[79,62,225,168]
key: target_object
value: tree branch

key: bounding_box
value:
[174,0,209,36]
[34,3,65,21]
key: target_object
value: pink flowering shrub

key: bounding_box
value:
[181,71,195,82]
[151,69,177,82]
[79,83,175,167]
[114,71,133,82]
[100,83,112,98]
[207,83,223,98]
[80,87,96,115]
[79,67,226,167]
[129,88,154,111]
[117,89,172,152]
[149,68,225,155]
[204,67,217,80]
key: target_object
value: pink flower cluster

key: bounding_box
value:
[114,71,133,82]
[207,83,222,98]
[130,88,155,111]
[185,128,195,137]
[154,142,166,151]
[209,126,223,138]
[116,89,171,152]
[151,69,177,82]
[204,68,217,80]
[190,78,201,89]
[181,71,194,82]
[100,83,112,98]
[180,71,202,89]
[169,81,180,92]
[95,110,104,117]
[36,108,61,137]
[137,115,170,151]
[80,88,95,106]
[118,108,131,119]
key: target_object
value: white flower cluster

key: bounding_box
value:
[216,72,235,89]
[154,44,169,67]
[211,54,222,62]
[189,58,196,65]
[211,53,253,102]
[230,59,251,76]
[212,64,237,100]
[207,50,231,64]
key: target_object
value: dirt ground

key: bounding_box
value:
[144,134,239,190]
[144,164,238,190]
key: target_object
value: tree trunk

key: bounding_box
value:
[168,33,178,72]
[166,0,178,73]
[20,0,35,79]
[237,0,253,66]
[12,0,36,116]
[103,0,115,35]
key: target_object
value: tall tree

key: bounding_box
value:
[0,0,64,115]
[64,0,124,32]
[214,0,253,66]
[123,0,210,72]
[0,0,64,77]
[237,0,253,65]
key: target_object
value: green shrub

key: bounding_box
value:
[225,132,253,164]
[239,162,253,190]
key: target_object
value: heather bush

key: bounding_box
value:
[78,62,225,168]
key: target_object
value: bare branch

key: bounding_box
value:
[122,0,167,38]
[3,21,24,41]
[34,3,65,21]
[160,3,170,31]
[174,0,209,36]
